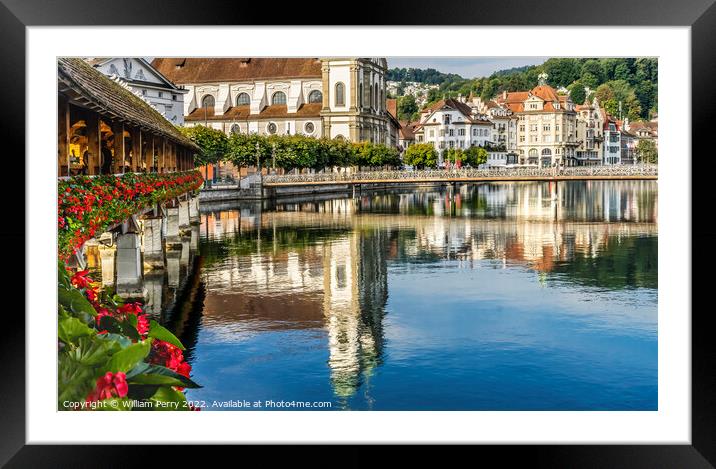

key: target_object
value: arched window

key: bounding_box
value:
[308,90,322,104]
[541,148,552,156]
[374,83,379,110]
[236,93,250,106]
[528,149,538,158]
[335,82,345,106]
[272,91,287,105]
[201,94,215,108]
[335,134,345,141]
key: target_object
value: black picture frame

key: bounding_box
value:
[2,0,712,465]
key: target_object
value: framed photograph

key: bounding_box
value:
[4,0,713,465]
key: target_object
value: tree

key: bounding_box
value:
[464,146,488,167]
[179,125,229,180]
[635,139,658,164]
[568,81,587,106]
[542,58,581,87]
[397,95,418,121]
[403,143,438,169]
[581,59,604,83]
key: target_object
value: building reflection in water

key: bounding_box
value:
[84,224,203,327]
[196,180,657,402]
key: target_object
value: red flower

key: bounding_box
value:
[85,371,128,402]
[137,314,150,336]
[70,269,92,289]
[118,302,143,315]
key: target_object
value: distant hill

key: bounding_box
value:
[491,65,533,77]
[387,67,464,85]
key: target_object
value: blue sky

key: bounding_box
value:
[386,57,547,79]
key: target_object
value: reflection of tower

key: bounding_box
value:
[324,235,361,399]
[323,228,389,405]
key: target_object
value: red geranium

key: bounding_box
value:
[86,371,129,402]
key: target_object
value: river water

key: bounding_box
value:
[171,180,658,410]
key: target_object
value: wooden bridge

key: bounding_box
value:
[262,166,658,187]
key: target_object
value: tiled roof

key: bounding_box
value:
[399,120,418,140]
[185,103,322,121]
[58,57,197,149]
[530,84,560,102]
[152,58,323,84]
[386,98,398,120]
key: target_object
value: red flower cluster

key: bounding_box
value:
[58,171,203,260]
[86,371,128,402]
[150,340,192,381]
[63,267,197,409]
[96,301,150,338]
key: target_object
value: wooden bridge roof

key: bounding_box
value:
[57,57,199,150]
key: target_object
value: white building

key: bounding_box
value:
[413,98,493,164]
[152,57,390,144]
[88,58,188,125]
[603,116,622,165]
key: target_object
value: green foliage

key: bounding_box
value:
[387,67,464,85]
[180,125,229,167]
[57,265,198,411]
[226,133,400,170]
[403,143,438,169]
[636,139,658,164]
[411,58,657,120]
[148,320,185,350]
[568,81,587,106]
[397,94,419,121]
[464,146,488,167]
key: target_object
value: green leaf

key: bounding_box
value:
[103,340,151,373]
[98,315,140,342]
[58,263,72,289]
[58,286,96,324]
[126,362,201,389]
[58,316,95,345]
[149,387,189,411]
[66,336,121,366]
[58,353,96,405]
[148,320,185,350]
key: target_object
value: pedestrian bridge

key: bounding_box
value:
[262,165,658,187]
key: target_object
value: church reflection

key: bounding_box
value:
[194,180,657,401]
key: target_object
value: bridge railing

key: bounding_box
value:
[263,164,658,184]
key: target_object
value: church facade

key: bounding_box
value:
[151,57,391,145]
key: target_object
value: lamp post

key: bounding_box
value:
[255,141,261,180]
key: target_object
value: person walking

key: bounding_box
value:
[101,139,113,175]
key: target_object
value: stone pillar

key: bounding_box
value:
[97,233,116,287]
[178,200,190,233]
[189,197,200,225]
[165,206,180,241]
[143,272,164,316]
[180,235,191,267]
[166,248,181,288]
[141,217,164,270]
[115,233,144,297]
[190,225,199,251]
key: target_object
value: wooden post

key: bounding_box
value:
[160,138,166,173]
[112,121,124,174]
[86,111,100,175]
[151,135,156,173]
[132,128,142,173]
[58,95,70,176]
